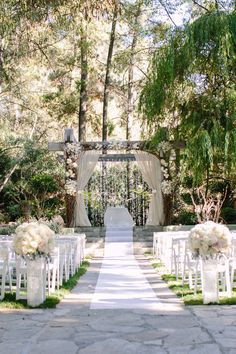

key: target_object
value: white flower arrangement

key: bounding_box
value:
[188,221,232,259]
[65,143,80,196]
[160,159,168,167]
[13,222,55,260]
[65,143,82,155]
[161,180,173,195]
[158,141,172,153]
[65,180,77,196]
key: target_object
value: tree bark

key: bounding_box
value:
[78,12,88,142]
[102,4,118,142]
[126,2,142,215]
[163,194,173,225]
[126,1,142,140]
[0,163,18,193]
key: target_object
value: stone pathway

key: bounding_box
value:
[0,256,236,353]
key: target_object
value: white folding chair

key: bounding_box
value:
[171,237,187,281]
[46,247,59,294]
[182,242,201,294]
[0,247,9,300]
[15,256,27,300]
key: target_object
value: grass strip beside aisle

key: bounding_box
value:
[146,253,236,306]
[0,260,90,309]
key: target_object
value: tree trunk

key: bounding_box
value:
[126,2,142,140]
[0,160,21,193]
[102,4,118,142]
[65,195,76,227]
[163,194,173,225]
[126,2,142,219]
[78,12,88,142]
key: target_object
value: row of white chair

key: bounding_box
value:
[153,231,236,298]
[0,234,86,301]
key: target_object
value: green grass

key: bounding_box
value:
[162,274,236,306]
[0,260,90,309]
[145,252,165,270]
[161,273,203,305]
[161,273,236,305]
[147,254,236,306]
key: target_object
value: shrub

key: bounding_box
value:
[221,207,236,224]
[174,210,197,225]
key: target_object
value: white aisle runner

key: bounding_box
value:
[90,207,160,310]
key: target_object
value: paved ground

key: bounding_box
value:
[0,256,236,354]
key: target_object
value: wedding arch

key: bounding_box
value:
[49,128,165,227]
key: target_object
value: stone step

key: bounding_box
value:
[77,226,160,254]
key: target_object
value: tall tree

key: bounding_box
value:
[140,9,236,202]
[102,3,119,141]
[78,11,88,142]
[126,1,143,140]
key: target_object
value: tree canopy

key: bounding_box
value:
[140,9,236,185]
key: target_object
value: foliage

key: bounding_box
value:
[221,207,236,224]
[140,10,236,184]
[0,224,18,235]
[3,1,235,224]
[173,210,197,225]
[139,9,236,222]
[0,138,64,221]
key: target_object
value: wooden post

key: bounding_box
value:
[163,194,173,225]
[48,129,179,226]
[64,147,77,227]
[64,129,77,227]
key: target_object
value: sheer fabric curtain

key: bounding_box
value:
[134,151,164,225]
[74,151,99,226]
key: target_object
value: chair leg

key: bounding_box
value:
[0,265,6,300]
[194,261,199,295]
[182,257,186,287]
[225,261,232,298]
[16,273,21,300]
[230,267,235,289]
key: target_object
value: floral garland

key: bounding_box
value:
[158,141,175,195]
[64,143,82,196]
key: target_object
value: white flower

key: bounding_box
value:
[188,221,231,259]
[65,180,77,196]
[161,180,172,195]
[160,159,168,167]
[158,141,171,153]
[13,222,55,260]
[51,215,64,226]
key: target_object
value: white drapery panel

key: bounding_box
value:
[134,151,164,225]
[74,151,99,226]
